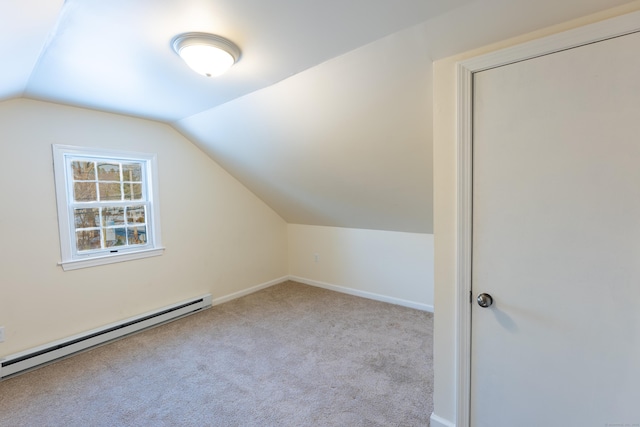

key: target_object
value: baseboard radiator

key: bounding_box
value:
[0,294,212,380]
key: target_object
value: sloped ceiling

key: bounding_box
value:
[1,0,634,233]
[176,25,434,233]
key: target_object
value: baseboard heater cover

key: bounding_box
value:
[0,294,212,380]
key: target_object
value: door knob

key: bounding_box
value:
[477,293,493,308]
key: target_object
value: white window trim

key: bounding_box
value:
[52,144,164,271]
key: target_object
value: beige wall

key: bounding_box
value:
[288,224,433,310]
[432,2,640,424]
[0,98,288,357]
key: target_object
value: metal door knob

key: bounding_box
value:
[477,293,493,308]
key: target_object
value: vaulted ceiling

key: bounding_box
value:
[2,0,633,233]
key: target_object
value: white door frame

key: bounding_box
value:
[454,10,640,427]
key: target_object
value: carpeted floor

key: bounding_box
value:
[0,281,433,426]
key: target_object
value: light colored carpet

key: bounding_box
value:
[0,281,433,426]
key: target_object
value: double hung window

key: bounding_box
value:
[53,145,163,270]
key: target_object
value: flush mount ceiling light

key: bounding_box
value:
[172,32,241,78]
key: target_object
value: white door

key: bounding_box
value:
[471,31,640,426]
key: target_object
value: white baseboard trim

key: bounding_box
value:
[288,276,434,312]
[430,413,456,427]
[211,276,289,306]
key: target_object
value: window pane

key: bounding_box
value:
[72,161,95,180]
[54,145,160,265]
[97,163,120,181]
[99,183,122,201]
[126,205,146,224]
[102,207,125,226]
[124,183,143,200]
[74,208,100,228]
[127,226,147,245]
[122,163,142,182]
[76,230,101,251]
[104,227,126,247]
[74,182,97,202]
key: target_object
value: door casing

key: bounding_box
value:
[453,10,640,427]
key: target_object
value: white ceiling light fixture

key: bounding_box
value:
[172,32,241,78]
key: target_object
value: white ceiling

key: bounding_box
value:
[4,0,468,121]
[1,0,634,233]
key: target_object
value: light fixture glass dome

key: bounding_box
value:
[172,33,241,77]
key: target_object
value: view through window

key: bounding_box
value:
[53,145,163,270]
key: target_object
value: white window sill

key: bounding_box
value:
[58,247,165,271]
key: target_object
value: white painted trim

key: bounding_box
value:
[431,413,456,427]
[455,60,474,427]
[454,10,640,427]
[212,274,434,312]
[289,276,434,312]
[52,144,163,270]
[462,10,640,74]
[211,276,289,306]
[58,247,165,271]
